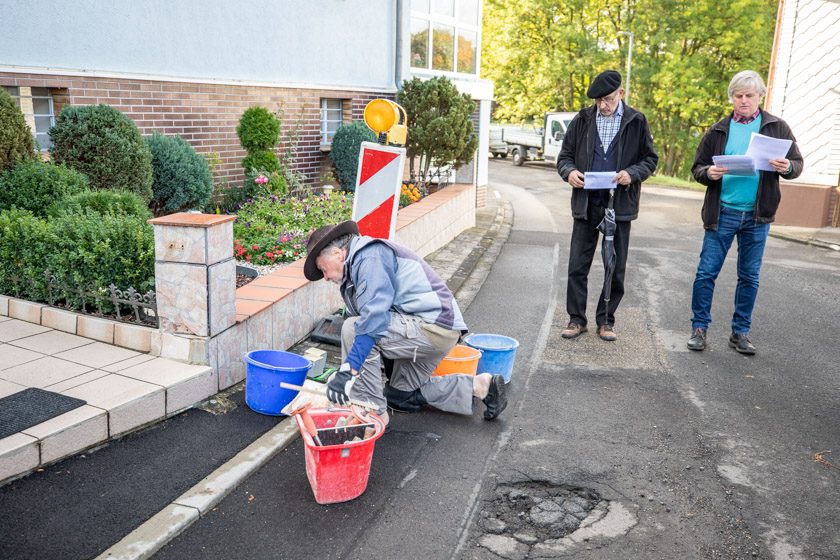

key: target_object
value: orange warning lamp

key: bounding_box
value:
[363,99,408,146]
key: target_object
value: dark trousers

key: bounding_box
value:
[566,204,631,327]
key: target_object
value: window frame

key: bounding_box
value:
[2,85,56,151]
[319,98,344,149]
[410,0,481,77]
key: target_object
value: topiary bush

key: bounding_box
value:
[145,132,213,215]
[0,88,37,172]
[237,106,280,151]
[47,190,152,220]
[0,160,89,216]
[242,149,281,174]
[0,209,54,300]
[49,104,154,202]
[329,122,376,191]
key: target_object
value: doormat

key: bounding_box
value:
[0,388,87,440]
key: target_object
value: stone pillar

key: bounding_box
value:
[149,213,236,338]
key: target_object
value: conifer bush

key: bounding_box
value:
[49,104,154,202]
[0,87,37,172]
[145,132,213,215]
[329,122,376,191]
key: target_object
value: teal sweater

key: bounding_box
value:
[721,116,762,211]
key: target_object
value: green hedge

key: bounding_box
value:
[236,106,280,151]
[0,209,155,306]
[48,190,152,220]
[49,104,154,202]
[145,132,213,215]
[0,160,90,216]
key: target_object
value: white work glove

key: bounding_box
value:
[327,363,357,406]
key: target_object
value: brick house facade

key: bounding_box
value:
[0,71,390,190]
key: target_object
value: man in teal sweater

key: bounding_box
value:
[687,70,803,354]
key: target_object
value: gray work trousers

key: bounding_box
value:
[341,313,475,416]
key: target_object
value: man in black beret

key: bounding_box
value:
[556,70,658,341]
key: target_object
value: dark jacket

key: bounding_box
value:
[556,103,658,221]
[691,109,803,229]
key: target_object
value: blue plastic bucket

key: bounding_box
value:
[244,350,312,416]
[463,334,519,383]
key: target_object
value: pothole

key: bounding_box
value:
[479,481,605,543]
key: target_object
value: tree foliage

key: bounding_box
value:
[397,76,478,182]
[483,0,777,177]
[0,88,37,172]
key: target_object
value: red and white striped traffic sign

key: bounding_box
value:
[351,141,406,239]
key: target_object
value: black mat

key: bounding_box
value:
[0,388,87,440]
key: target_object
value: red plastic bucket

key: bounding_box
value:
[294,409,386,504]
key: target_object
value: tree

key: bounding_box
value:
[482,0,777,177]
[397,76,478,184]
[0,88,37,172]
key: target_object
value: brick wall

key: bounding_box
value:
[0,72,392,189]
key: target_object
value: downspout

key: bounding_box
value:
[395,0,405,93]
[765,0,785,109]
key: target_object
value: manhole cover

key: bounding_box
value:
[480,481,605,543]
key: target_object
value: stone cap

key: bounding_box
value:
[148,213,236,228]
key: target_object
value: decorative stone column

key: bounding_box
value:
[149,213,236,339]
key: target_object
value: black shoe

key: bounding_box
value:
[482,375,508,420]
[384,384,427,413]
[729,332,756,355]
[687,328,707,351]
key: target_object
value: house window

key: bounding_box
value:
[320,98,343,146]
[410,0,481,76]
[2,85,56,151]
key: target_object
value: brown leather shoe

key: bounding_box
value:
[598,324,617,341]
[561,322,587,339]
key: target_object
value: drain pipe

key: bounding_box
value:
[394,0,406,93]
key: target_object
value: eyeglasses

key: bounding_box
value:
[595,92,621,105]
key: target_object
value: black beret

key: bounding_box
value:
[587,70,622,99]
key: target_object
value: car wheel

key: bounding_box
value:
[512,148,524,166]
[499,152,508,159]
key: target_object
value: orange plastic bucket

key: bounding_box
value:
[433,344,482,376]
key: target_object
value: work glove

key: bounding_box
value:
[327,363,356,406]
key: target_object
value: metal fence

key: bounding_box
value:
[6,271,158,327]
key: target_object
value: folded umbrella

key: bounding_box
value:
[596,191,617,310]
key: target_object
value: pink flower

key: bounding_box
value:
[255,174,268,184]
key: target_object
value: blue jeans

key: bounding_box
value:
[691,206,769,334]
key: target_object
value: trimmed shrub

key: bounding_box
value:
[0,88,37,172]
[0,208,155,306]
[145,132,213,215]
[329,122,376,191]
[48,190,152,220]
[236,106,280,151]
[242,149,280,174]
[0,160,89,216]
[49,104,154,202]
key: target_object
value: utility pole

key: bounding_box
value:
[617,31,634,105]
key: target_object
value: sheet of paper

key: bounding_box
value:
[745,133,792,172]
[583,171,616,190]
[712,155,756,176]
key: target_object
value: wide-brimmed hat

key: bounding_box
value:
[303,220,360,281]
[587,70,622,99]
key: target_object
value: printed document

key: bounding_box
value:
[583,171,616,190]
[712,155,756,176]
[745,133,792,172]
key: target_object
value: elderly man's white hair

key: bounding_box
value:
[728,70,767,101]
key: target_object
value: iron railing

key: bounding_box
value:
[6,271,158,327]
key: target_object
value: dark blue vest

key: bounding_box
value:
[589,134,619,207]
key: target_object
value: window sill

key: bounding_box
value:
[319,143,332,153]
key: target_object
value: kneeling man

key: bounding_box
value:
[304,220,508,424]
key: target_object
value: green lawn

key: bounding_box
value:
[645,174,705,192]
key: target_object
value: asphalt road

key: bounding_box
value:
[4,159,836,560]
[158,160,840,559]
